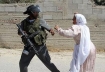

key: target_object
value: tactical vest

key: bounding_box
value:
[22,18,47,45]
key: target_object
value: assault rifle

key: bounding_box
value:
[16,24,40,55]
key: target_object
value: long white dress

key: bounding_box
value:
[57,25,96,72]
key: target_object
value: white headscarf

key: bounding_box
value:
[75,14,87,25]
[69,14,90,72]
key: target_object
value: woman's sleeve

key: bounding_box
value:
[57,25,80,38]
[57,28,74,38]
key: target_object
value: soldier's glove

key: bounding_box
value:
[50,29,55,36]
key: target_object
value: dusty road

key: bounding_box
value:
[0,48,105,72]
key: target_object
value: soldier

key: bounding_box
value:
[18,5,60,72]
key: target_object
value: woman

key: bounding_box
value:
[54,13,96,72]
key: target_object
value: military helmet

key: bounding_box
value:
[24,5,41,14]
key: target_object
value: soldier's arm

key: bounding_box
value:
[40,19,54,35]
[40,19,51,31]
[18,21,24,35]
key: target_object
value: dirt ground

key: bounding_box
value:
[0,48,105,72]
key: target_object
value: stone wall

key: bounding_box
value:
[0,0,105,50]
[0,0,105,20]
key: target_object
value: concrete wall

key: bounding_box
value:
[0,0,105,50]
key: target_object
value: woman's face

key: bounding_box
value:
[72,15,76,24]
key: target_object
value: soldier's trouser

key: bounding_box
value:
[19,44,60,72]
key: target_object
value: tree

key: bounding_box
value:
[94,0,105,5]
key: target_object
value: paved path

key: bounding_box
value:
[0,48,105,72]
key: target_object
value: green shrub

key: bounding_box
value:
[0,0,36,3]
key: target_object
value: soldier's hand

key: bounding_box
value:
[50,29,55,36]
[18,31,26,36]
